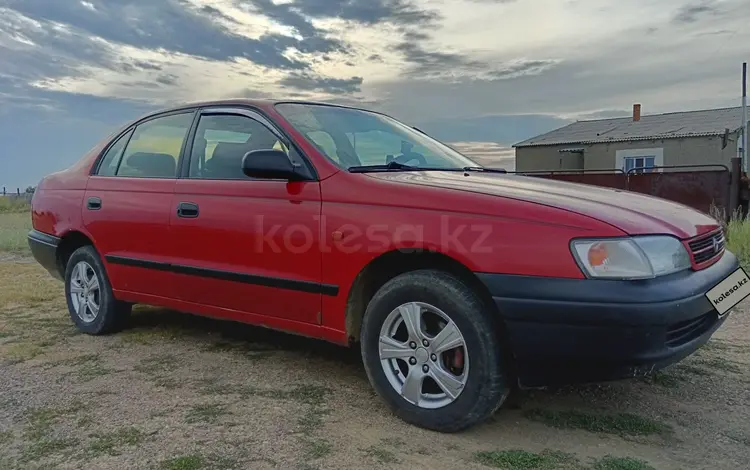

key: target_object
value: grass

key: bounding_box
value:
[185,403,229,424]
[523,409,672,437]
[726,214,750,266]
[641,370,682,388]
[0,211,31,254]
[161,455,205,470]
[692,356,743,374]
[87,427,145,456]
[46,353,112,381]
[591,456,655,470]
[361,445,399,464]
[0,430,12,445]
[134,353,180,375]
[0,197,30,214]
[23,402,85,440]
[473,449,578,469]
[0,262,61,308]
[22,436,79,461]
[304,438,333,459]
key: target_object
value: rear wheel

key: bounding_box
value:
[361,270,510,432]
[64,246,131,335]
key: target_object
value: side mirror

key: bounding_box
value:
[241,149,298,180]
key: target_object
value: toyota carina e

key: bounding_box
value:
[27,99,748,432]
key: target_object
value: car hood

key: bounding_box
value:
[369,171,720,239]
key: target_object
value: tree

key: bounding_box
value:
[25,186,36,194]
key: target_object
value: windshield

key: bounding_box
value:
[275,103,480,170]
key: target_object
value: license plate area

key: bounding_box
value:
[705,267,750,316]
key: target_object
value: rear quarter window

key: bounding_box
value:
[96,129,133,176]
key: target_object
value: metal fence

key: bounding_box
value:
[510,164,733,219]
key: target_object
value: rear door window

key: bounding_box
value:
[116,113,194,178]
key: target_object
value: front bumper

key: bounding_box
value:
[28,230,62,280]
[477,251,740,388]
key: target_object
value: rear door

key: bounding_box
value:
[84,110,195,299]
[168,107,324,324]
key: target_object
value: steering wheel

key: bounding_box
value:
[389,152,427,167]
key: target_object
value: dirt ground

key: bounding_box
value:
[1,256,749,470]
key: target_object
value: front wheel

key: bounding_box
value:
[360,270,510,432]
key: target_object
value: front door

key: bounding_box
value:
[169,108,323,324]
[83,111,195,299]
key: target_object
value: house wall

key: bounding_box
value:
[515,132,740,172]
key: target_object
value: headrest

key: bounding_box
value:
[125,152,176,177]
[211,142,249,167]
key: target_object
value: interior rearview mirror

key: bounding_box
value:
[241,149,299,180]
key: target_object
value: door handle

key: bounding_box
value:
[177,202,199,218]
[87,197,102,210]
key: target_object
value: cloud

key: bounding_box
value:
[279,73,364,94]
[289,0,440,26]
[2,0,750,190]
[3,0,341,70]
[394,40,558,82]
[672,0,723,24]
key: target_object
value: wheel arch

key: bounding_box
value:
[344,249,499,345]
[55,230,95,278]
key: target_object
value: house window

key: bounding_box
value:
[624,156,656,174]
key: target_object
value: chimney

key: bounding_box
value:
[633,103,641,122]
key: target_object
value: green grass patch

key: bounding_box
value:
[47,353,112,381]
[692,356,743,374]
[0,430,13,445]
[0,197,30,214]
[523,409,671,437]
[673,363,712,376]
[87,427,145,456]
[22,436,79,461]
[23,402,85,440]
[591,456,656,470]
[185,403,229,424]
[135,353,180,388]
[362,445,399,464]
[304,438,332,459]
[0,211,31,254]
[473,449,578,469]
[381,437,406,448]
[161,454,205,470]
[77,415,94,429]
[641,371,682,388]
[727,215,750,267]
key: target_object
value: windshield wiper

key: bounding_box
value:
[348,161,424,173]
[462,166,507,174]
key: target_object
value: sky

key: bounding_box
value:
[0,0,748,189]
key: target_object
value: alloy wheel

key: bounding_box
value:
[378,301,469,409]
[68,261,101,323]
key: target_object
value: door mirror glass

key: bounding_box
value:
[241,149,298,180]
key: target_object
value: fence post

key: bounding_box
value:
[730,157,741,219]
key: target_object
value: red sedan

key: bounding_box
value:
[28,99,747,432]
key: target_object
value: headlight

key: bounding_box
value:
[571,236,691,279]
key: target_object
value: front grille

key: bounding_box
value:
[665,313,715,348]
[687,229,725,266]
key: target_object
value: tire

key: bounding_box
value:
[360,269,510,432]
[64,245,131,335]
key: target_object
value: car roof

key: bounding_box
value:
[138,98,369,121]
